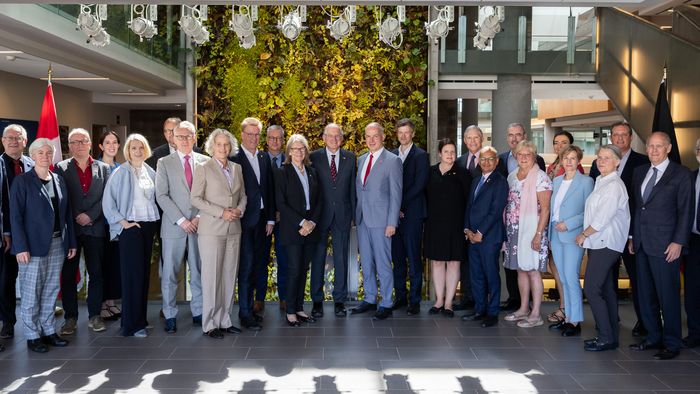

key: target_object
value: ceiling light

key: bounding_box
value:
[378,6,406,49]
[180,5,209,46]
[77,4,110,47]
[426,6,454,42]
[129,4,158,42]
[278,6,307,41]
[474,6,505,50]
[327,6,356,41]
[229,5,258,49]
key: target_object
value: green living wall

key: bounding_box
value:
[195,6,429,152]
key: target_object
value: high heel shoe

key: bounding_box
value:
[286,317,301,327]
[296,314,316,324]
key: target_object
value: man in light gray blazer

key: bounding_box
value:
[156,121,209,334]
[352,122,402,320]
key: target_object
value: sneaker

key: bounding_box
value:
[88,316,106,332]
[54,306,64,316]
[133,329,148,338]
[60,318,77,335]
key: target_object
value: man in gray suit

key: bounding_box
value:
[54,128,111,334]
[351,122,402,320]
[155,121,209,334]
[310,123,356,318]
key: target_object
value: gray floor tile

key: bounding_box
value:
[448,336,522,348]
[397,347,477,361]
[538,360,627,374]
[377,337,451,347]
[325,326,393,337]
[254,327,324,337]
[391,326,461,337]
[617,360,700,374]
[246,347,323,360]
[234,336,308,347]
[92,347,175,359]
[169,346,249,360]
[137,359,225,374]
[472,347,554,360]
[60,359,145,374]
[572,374,669,390]
[654,374,700,390]
[57,373,147,389]
[324,347,399,360]
[91,335,166,347]
[306,336,379,348]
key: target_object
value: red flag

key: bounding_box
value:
[36,81,62,164]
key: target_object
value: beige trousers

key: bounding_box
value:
[198,234,241,332]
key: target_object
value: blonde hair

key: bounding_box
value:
[240,117,263,134]
[283,134,311,165]
[123,133,152,162]
[205,128,239,157]
[514,140,537,156]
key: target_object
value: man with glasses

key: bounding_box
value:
[233,117,275,330]
[0,124,34,341]
[54,128,111,334]
[147,117,180,170]
[589,122,650,337]
[155,121,208,334]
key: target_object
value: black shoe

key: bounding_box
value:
[204,329,224,339]
[192,315,202,326]
[500,299,519,311]
[164,318,177,334]
[253,313,264,323]
[41,333,68,347]
[222,326,242,334]
[373,308,392,320]
[286,317,301,327]
[241,317,262,331]
[441,308,454,318]
[653,348,680,360]
[632,320,648,337]
[584,337,599,346]
[428,306,443,315]
[548,320,567,330]
[334,303,347,317]
[461,312,486,321]
[481,315,498,328]
[0,324,14,339]
[406,304,420,316]
[0,343,4,352]
[629,340,663,351]
[453,300,475,311]
[350,302,377,314]
[27,339,49,353]
[391,299,407,311]
[311,302,324,318]
[585,340,617,352]
[296,314,316,324]
[561,323,581,337]
[683,336,700,348]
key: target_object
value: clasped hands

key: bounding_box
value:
[464,229,483,244]
[222,208,242,222]
[179,217,200,234]
[299,220,316,236]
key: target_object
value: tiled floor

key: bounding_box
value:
[1,301,700,393]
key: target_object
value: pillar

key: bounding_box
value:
[491,74,532,153]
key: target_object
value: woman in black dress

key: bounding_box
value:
[424,138,472,317]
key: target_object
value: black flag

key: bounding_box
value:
[652,79,681,163]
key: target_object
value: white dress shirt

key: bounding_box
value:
[241,145,264,209]
[583,171,630,252]
[398,143,412,163]
[617,149,631,175]
[552,179,573,222]
[640,158,670,196]
[360,147,384,184]
[326,148,340,169]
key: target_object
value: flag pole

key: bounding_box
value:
[48,63,53,84]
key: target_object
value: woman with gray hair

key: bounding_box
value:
[576,144,630,351]
[191,129,247,339]
[10,138,77,353]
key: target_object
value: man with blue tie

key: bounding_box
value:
[462,147,508,327]
[262,125,288,313]
[351,122,402,320]
[629,132,693,360]
[233,117,275,331]
[683,138,700,349]
[309,124,356,318]
[390,118,428,315]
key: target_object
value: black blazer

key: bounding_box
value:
[274,164,323,245]
[464,171,509,244]
[309,148,356,230]
[391,145,429,221]
[54,158,111,237]
[631,161,693,258]
[233,148,275,229]
[496,151,546,177]
[694,169,700,234]
[456,151,483,177]
[1,153,34,235]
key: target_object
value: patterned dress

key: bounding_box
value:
[504,169,552,272]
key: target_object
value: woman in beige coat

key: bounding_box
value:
[191,128,247,339]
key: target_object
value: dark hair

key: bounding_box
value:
[438,138,455,152]
[553,130,574,144]
[99,130,121,146]
[395,118,415,132]
[610,122,632,136]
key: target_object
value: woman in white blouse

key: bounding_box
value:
[102,133,159,337]
[576,144,630,352]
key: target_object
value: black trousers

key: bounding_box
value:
[0,250,17,325]
[311,219,350,303]
[238,213,268,319]
[119,221,156,336]
[391,218,424,306]
[612,249,643,322]
[636,246,682,351]
[61,234,105,319]
[285,242,317,315]
[102,239,121,300]
[685,233,700,340]
[584,247,621,344]
[459,241,474,303]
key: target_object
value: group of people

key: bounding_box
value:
[0,118,697,362]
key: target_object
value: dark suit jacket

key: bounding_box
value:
[146,143,203,170]
[456,151,483,177]
[694,169,700,234]
[464,171,509,244]
[309,148,356,230]
[631,161,693,258]
[1,153,34,236]
[391,145,428,221]
[54,158,111,237]
[232,148,275,229]
[496,150,546,177]
[274,164,322,245]
[9,170,76,256]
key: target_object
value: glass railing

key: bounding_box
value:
[41,4,182,69]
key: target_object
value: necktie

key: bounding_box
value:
[474,176,486,198]
[272,156,278,168]
[330,154,337,182]
[363,154,374,186]
[642,167,657,203]
[468,154,476,171]
[184,155,193,190]
[13,159,22,176]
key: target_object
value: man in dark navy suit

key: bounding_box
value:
[309,123,356,318]
[462,147,508,327]
[390,119,428,315]
[232,117,275,331]
[683,138,700,349]
[628,132,693,360]
[495,123,545,311]
[589,122,650,337]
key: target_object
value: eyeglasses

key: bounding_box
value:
[69,139,91,146]
[479,157,496,162]
[267,137,283,142]
[164,128,174,133]
[289,147,306,153]
[516,152,533,158]
[242,131,261,137]
[174,134,193,140]
[2,136,24,142]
